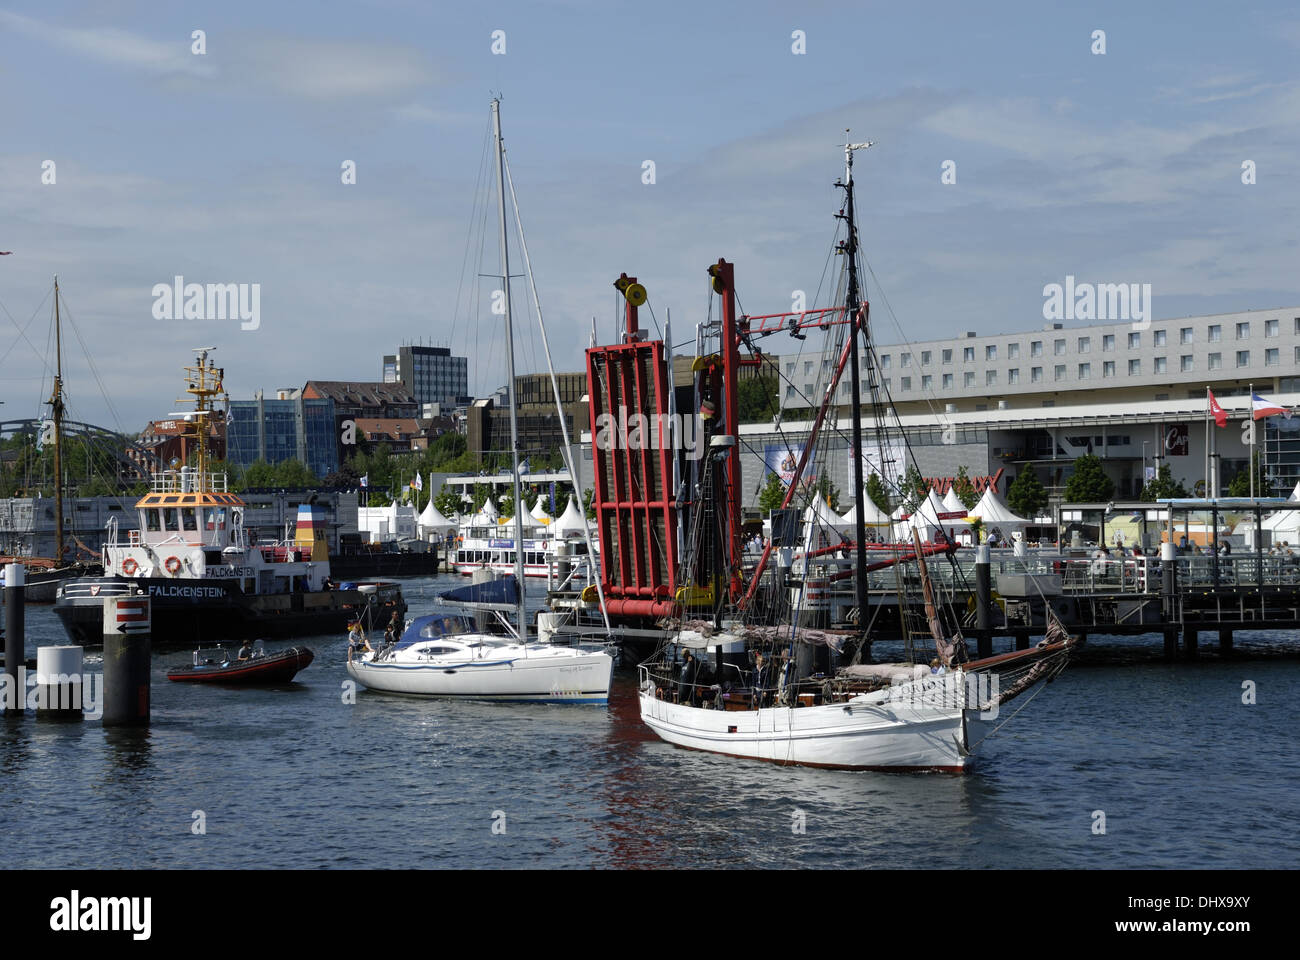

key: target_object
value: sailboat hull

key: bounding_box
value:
[346,650,614,704]
[638,672,976,771]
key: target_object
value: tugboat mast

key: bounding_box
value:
[840,135,873,641]
[182,348,224,492]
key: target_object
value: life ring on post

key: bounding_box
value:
[121,558,139,576]
[164,556,183,576]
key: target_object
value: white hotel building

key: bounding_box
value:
[760,305,1300,505]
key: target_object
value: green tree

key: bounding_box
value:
[272,459,318,488]
[434,485,464,517]
[471,483,495,512]
[583,486,596,520]
[737,375,779,424]
[952,465,979,509]
[322,461,361,489]
[1227,450,1270,497]
[1062,454,1114,503]
[1006,468,1049,519]
[1139,463,1190,502]
[758,471,788,512]
[814,475,841,513]
[865,472,891,513]
[900,464,928,512]
[968,516,984,545]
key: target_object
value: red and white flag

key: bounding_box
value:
[1207,389,1227,427]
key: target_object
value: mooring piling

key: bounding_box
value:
[101,594,152,726]
[3,563,24,717]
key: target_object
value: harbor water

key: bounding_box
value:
[1,574,1297,869]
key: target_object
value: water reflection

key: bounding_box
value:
[102,727,154,778]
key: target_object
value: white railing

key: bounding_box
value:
[149,470,228,493]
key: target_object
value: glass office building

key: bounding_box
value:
[227,394,338,478]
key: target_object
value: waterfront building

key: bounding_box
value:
[0,489,359,556]
[226,389,339,478]
[468,372,587,464]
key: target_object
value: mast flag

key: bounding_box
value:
[1208,389,1227,427]
[1252,392,1289,420]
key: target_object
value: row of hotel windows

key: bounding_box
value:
[847,317,1300,371]
[786,347,1297,398]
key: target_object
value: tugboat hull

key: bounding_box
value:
[54,577,404,646]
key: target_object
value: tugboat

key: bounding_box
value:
[53,348,406,645]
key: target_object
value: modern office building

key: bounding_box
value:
[382,345,469,412]
[227,389,339,478]
[469,372,588,464]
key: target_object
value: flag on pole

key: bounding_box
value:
[415,472,423,492]
[1252,392,1289,420]
[1208,389,1227,427]
[519,457,530,475]
[360,475,369,488]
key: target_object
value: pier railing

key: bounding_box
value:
[791,551,1300,597]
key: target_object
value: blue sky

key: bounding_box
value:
[2,0,1298,431]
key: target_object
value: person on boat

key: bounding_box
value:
[383,611,402,646]
[237,639,254,661]
[677,650,700,706]
[750,652,769,708]
[348,621,371,660]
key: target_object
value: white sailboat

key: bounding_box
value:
[346,98,613,704]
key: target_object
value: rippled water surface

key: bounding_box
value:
[2,575,1297,868]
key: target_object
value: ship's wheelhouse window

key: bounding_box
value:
[181,508,198,531]
[205,507,227,530]
[162,508,179,531]
[145,509,162,532]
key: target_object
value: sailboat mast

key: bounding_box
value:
[50,276,65,563]
[842,137,871,635]
[492,97,528,643]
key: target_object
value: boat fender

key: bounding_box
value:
[122,558,139,576]
[165,556,183,576]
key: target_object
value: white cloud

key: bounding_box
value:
[231,35,434,100]
[0,11,215,78]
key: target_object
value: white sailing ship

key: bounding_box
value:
[635,136,1075,770]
